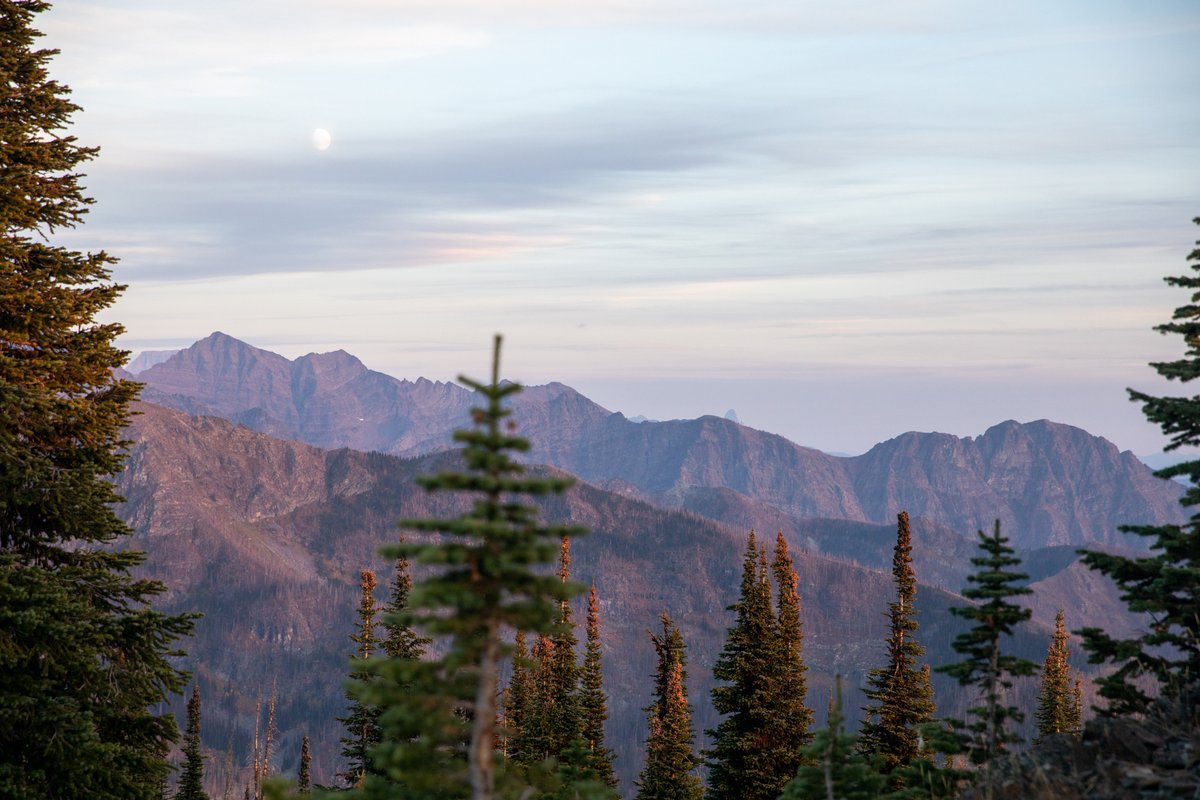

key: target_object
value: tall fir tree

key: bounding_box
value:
[381,541,430,662]
[505,631,533,764]
[579,583,617,789]
[705,531,774,800]
[936,521,1037,767]
[706,530,813,800]
[176,684,209,800]
[636,613,703,800]
[767,531,815,756]
[1034,610,1077,743]
[348,336,585,800]
[297,736,311,796]
[339,570,382,788]
[858,511,936,777]
[0,3,194,798]
[546,536,582,756]
[1079,218,1200,715]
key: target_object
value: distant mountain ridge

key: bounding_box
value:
[116,401,1066,793]
[137,333,1186,551]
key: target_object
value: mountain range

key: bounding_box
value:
[115,333,1184,794]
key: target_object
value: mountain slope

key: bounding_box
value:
[138,334,1187,550]
[118,402,1064,794]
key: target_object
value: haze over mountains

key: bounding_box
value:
[115,332,1184,793]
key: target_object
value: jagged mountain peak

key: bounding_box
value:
[136,335,1186,551]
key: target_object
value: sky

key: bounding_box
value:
[42,1,1200,455]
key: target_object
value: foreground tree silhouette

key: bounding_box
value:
[936,522,1037,768]
[348,335,584,800]
[858,512,936,779]
[1080,217,1200,715]
[0,3,193,797]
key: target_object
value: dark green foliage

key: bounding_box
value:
[298,736,311,795]
[546,537,583,757]
[936,521,1037,766]
[504,631,532,763]
[780,677,888,800]
[635,613,703,800]
[338,570,382,788]
[348,336,585,800]
[0,3,194,797]
[1035,610,1076,743]
[381,544,430,662]
[176,685,209,800]
[859,512,936,777]
[705,531,813,800]
[1080,219,1200,716]
[579,584,617,789]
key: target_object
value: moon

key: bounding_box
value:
[311,128,332,151]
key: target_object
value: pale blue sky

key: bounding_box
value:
[44,0,1200,454]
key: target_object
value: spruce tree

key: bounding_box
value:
[936,521,1037,766]
[381,542,430,662]
[768,531,814,753]
[636,613,703,800]
[546,536,582,756]
[779,677,888,800]
[176,684,209,800]
[505,631,532,763]
[297,736,311,796]
[705,530,813,800]
[579,583,617,789]
[339,570,382,787]
[858,512,936,777]
[1034,610,1076,743]
[705,531,774,800]
[350,335,585,800]
[1079,218,1200,715]
[1069,675,1083,735]
[0,3,194,797]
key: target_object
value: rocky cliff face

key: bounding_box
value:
[118,402,1062,794]
[138,334,1187,551]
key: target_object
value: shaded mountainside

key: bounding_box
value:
[120,403,1075,795]
[138,334,1187,552]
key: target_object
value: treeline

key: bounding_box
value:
[172,322,1196,800]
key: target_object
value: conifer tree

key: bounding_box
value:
[350,335,585,800]
[546,536,583,756]
[705,531,774,800]
[936,521,1037,766]
[381,542,429,662]
[779,677,888,800]
[176,684,209,800]
[1079,218,1200,715]
[706,531,813,800]
[339,570,381,787]
[580,583,617,789]
[636,613,703,800]
[858,512,936,777]
[1035,610,1076,743]
[0,3,194,797]
[505,631,533,763]
[297,737,311,796]
[1069,675,1083,735]
[768,531,815,752]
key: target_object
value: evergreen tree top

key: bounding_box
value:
[1080,218,1200,715]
